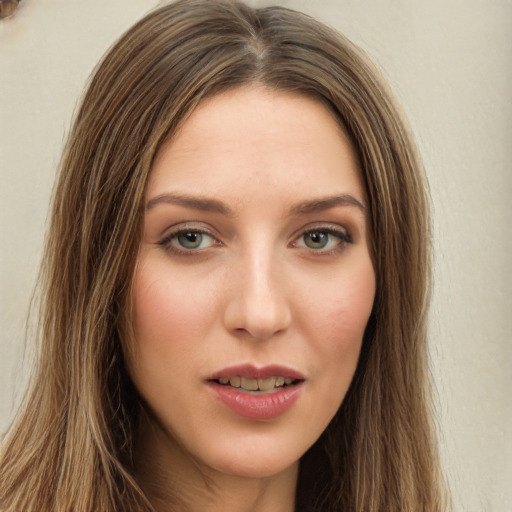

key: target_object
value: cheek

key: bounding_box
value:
[303,257,375,345]
[299,258,375,405]
[128,258,218,374]
[324,273,375,343]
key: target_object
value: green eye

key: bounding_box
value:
[303,231,330,249]
[177,231,204,249]
[158,228,218,254]
[295,227,351,252]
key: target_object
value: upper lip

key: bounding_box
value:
[207,364,305,381]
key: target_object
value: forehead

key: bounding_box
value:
[147,86,365,210]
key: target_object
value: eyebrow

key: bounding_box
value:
[146,192,366,216]
[289,194,366,215]
[146,193,233,215]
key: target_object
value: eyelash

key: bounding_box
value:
[157,224,353,256]
[293,226,353,255]
[157,227,219,256]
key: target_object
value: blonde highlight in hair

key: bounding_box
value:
[1,1,448,510]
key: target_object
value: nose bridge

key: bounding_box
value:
[246,244,278,304]
[224,237,291,340]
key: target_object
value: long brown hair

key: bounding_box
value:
[0,1,448,510]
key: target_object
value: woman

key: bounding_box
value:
[0,0,448,510]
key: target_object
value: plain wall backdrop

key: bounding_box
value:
[1,1,511,510]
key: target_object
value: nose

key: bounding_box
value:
[223,249,292,341]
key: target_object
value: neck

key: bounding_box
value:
[134,412,298,512]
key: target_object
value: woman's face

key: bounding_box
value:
[127,87,375,480]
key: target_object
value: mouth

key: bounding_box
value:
[207,364,305,419]
[212,375,300,393]
[207,364,305,392]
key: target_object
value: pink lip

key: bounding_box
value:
[208,364,305,381]
[207,364,305,420]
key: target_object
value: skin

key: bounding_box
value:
[127,86,376,512]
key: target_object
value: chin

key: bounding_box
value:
[214,456,298,480]
[193,432,306,480]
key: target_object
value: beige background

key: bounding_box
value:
[1,1,511,510]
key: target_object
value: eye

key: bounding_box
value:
[158,227,219,254]
[176,231,210,249]
[293,226,352,252]
[303,231,332,249]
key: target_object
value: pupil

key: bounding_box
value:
[179,232,202,248]
[306,231,327,248]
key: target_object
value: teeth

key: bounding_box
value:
[230,376,241,388]
[216,376,296,391]
[258,377,276,391]
[240,377,259,391]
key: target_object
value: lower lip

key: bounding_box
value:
[208,382,303,420]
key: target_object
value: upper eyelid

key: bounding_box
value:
[157,225,220,248]
[290,222,350,240]
[156,221,352,244]
[158,221,218,238]
[293,228,351,246]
